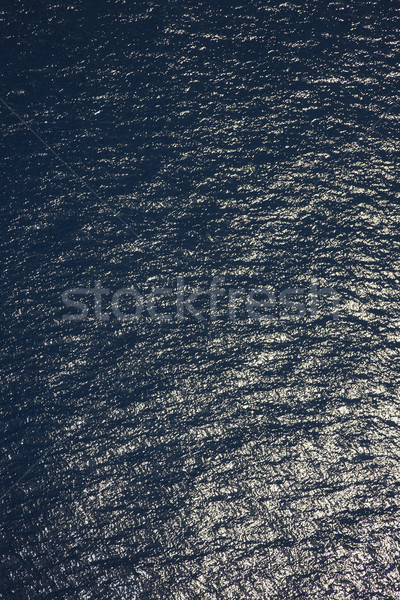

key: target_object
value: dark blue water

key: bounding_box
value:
[1,2,400,598]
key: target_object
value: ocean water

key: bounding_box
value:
[1,1,400,598]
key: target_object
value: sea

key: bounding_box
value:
[1,1,400,598]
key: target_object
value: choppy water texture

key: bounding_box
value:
[1,2,400,598]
